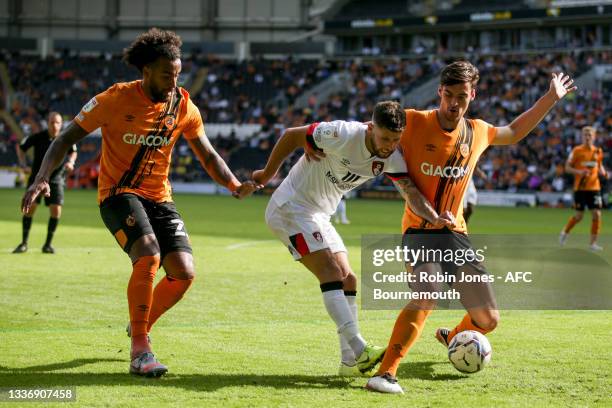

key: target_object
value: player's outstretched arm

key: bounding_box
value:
[492,72,577,146]
[392,177,455,228]
[188,134,262,199]
[252,125,310,185]
[21,122,89,213]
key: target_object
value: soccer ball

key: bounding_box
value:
[447,330,492,373]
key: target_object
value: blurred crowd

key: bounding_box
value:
[0,49,610,195]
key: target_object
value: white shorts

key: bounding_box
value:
[265,199,347,261]
[464,178,478,206]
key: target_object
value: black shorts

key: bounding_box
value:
[574,190,603,211]
[99,193,192,260]
[27,178,64,206]
[402,227,488,277]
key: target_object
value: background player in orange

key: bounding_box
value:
[365,61,577,393]
[560,126,608,251]
[14,112,77,254]
[22,28,260,377]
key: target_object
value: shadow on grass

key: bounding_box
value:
[0,358,125,372]
[0,359,359,391]
[396,360,466,381]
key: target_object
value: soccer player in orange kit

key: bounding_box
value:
[22,28,260,377]
[559,126,608,251]
[365,61,577,393]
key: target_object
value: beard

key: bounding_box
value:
[375,147,392,158]
[151,87,173,103]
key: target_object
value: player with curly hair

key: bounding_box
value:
[22,28,261,377]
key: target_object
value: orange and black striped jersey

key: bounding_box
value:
[568,144,604,191]
[74,80,204,204]
[399,109,497,234]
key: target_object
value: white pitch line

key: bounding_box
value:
[225,240,276,250]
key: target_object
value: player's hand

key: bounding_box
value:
[232,180,263,199]
[252,169,270,185]
[21,178,50,213]
[549,72,577,102]
[304,141,325,162]
[431,210,456,229]
[64,161,75,172]
[581,169,590,176]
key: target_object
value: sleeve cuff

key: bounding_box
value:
[385,172,410,181]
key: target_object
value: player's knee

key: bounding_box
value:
[50,205,62,218]
[574,212,584,222]
[592,210,601,221]
[170,265,195,280]
[476,311,499,332]
[322,261,344,282]
[343,270,357,287]
[134,253,161,270]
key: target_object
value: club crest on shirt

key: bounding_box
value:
[312,231,323,242]
[372,161,384,176]
[164,115,176,129]
[460,143,470,158]
[125,214,136,227]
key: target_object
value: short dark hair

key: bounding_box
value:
[122,28,182,72]
[440,61,480,87]
[372,101,405,132]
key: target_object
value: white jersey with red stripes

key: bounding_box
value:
[271,120,407,215]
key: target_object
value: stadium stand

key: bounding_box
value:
[0,49,610,197]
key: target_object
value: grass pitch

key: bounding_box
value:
[0,188,610,407]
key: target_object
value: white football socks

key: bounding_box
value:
[322,289,366,358]
[339,294,358,364]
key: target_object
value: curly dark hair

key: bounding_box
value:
[122,28,182,72]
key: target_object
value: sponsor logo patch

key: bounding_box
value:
[460,143,469,158]
[326,171,357,191]
[421,162,469,178]
[82,97,98,113]
[123,133,172,147]
[314,123,338,140]
[313,231,323,242]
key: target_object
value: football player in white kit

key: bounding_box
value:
[253,101,454,377]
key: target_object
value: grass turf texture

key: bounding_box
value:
[0,188,610,407]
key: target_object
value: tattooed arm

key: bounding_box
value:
[392,177,456,228]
